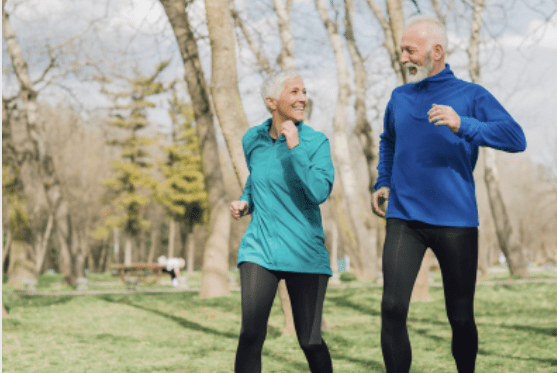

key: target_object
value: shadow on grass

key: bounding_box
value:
[490,323,557,337]
[11,295,74,308]
[261,347,310,372]
[94,332,140,343]
[323,332,386,372]
[98,295,238,340]
[326,292,381,317]
[478,348,557,365]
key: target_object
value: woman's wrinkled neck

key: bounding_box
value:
[269,116,282,140]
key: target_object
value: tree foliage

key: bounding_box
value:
[98,62,171,238]
[156,89,207,227]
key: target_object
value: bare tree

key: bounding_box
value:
[314,0,378,280]
[2,0,80,286]
[160,0,231,298]
[206,0,251,185]
[467,0,529,277]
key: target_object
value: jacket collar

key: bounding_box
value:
[413,63,455,89]
[259,118,305,137]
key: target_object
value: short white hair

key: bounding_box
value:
[406,15,447,52]
[260,70,302,113]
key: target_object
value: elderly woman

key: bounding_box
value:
[230,70,334,373]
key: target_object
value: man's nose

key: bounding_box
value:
[400,51,409,64]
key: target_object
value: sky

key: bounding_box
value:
[3,0,557,171]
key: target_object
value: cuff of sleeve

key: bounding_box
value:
[373,181,390,191]
[456,117,480,141]
[239,196,252,214]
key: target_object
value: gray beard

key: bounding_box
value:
[405,53,433,83]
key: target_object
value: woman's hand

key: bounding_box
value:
[280,120,300,150]
[230,200,249,220]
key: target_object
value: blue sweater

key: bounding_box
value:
[238,119,334,275]
[375,65,526,227]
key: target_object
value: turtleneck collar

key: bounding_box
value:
[259,118,304,137]
[412,63,455,89]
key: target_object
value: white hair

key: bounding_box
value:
[406,15,448,52]
[260,70,302,113]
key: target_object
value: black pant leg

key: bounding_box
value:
[429,227,479,373]
[381,219,429,373]
[235,262,279,373]
[286,272,333,373]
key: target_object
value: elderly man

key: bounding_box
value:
[372,15,526,373]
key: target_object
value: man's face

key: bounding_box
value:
[274,77,307,123]
[400,24,434,83]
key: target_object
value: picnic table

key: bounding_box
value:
[110,263,166,288]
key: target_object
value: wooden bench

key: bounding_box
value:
[110,263,166,288]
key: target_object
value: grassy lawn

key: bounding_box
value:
[2,269,556,372]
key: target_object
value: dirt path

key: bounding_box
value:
[16,277,556,296]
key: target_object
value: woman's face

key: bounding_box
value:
[274,77,307,123]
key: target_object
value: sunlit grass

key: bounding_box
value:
[2,268,556,372]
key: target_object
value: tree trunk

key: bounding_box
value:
[205,0,251,187]
[148,223,159,264]
[385,0,405,78]
[278,281,296,335]
[344,0,378,199]
[411,249,433,302]
[483,149,528,276]
[328,220,340,284]
[168,218,176,258]
[35,213,54,273]
[315,0,376,281]
[364,0,405,83]
[344,0,380,279]
[6,240,36,289]
[4,0,73,286]
[124,235,133,266]
[231,6,273,75]
[272,0,295,69]
[113,227,120,264]
[199,200,231,298]
[186,230,195,273]
[57,207,75,286]
[467,0,528,278]
[161,0,231,298]
[3,230,12,270]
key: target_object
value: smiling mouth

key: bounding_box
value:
[408,66,417,75]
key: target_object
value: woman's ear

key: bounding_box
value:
[265,97,276,111]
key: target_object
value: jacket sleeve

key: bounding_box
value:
[239,134,254,215]
[374,97,396,190]
[282,135,334,205]
[456,87,526,152]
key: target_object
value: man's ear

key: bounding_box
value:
[265,97,276,111]
[432,43,444,61]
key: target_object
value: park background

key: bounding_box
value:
[2,0,557,371]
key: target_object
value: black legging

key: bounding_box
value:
[381,218,479,373]
[235,262,333,373]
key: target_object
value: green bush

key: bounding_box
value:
[339,271,357,282]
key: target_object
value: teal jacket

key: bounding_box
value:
[237,118,334,276]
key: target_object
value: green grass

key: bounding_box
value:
[2,270,557,372]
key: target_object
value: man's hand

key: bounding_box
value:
[428,104,460,133]
[280,120,300,149]
[372,186,390,218]
[230,200,249,220]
